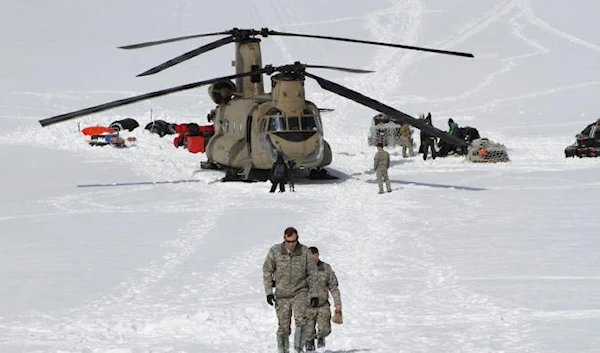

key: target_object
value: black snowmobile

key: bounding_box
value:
[436,126,480,157]
[564,122,600,158]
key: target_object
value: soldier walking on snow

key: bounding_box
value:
[374,142,392,194]
[263,227,318,353]
[305,247,342,352]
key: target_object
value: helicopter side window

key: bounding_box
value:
[302,116,318,131]
[288,117,300,131]
[268,117,286,132]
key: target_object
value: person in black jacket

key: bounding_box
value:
[420,115,437,161]
[269,154,287,193]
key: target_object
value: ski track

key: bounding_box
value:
[519,0,600,54]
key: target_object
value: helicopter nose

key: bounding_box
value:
[269,132,322,167]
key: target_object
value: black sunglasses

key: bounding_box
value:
[285,234,298,243]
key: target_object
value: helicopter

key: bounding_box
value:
[39,28,473,181]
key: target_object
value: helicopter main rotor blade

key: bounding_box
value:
[137,35,236,77]
[119,30,232,49]
[269,30,474,58]
[305,64,373,74]
[304,72,468,146]
[39,70,259,127]
[138,36,235,77]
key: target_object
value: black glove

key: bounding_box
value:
[310,297,319,308]
[267,294,276,306]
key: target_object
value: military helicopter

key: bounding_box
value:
[39,28,472,181]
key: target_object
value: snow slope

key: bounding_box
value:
[0,1,599,352]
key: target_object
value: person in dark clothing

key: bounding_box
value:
[438,118,461,156]
[420,115,437,161]
[269,154,288,193]
[448,118,459,137]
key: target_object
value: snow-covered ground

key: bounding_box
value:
[1,1,599,352]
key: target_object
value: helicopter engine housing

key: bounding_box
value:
[208,80,236,104]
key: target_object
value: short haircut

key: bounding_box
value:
[309,246,319,254]
[284,227,298,236]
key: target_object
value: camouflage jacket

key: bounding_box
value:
[400,124,411,137]
[374,149,390,170]
[313,260,342,307]
[263,242,317,299]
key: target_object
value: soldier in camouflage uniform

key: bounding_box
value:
[400,123,414,158]
[263,227,318,353]
[374,142,392,194]
[305,247,342,352]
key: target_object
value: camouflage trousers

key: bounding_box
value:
[400,136,414,157]
[275,291,309,336]
[376,167,392,193]
[306,304,332,341]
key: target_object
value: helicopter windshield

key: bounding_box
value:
[288,117,300,131]
[302,116,318,131]
[268,117,286,132]
[266,107,322,132]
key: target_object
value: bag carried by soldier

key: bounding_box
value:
[332,310,343,324]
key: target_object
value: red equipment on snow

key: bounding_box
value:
[173,123,215,153]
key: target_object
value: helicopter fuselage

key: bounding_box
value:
[205,77,332,172]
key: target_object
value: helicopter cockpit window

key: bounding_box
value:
[268,117,286,132]
[302,107,321,131]
[302,116,318,131]
[267,108,282,116]
[288,117,300,131]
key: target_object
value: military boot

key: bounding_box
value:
[277,334,289,353]
[305,339,315,352]
[317,336,325,348]
[293,325,307,353]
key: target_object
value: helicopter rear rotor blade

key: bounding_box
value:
[39,69,260,127]
[137,35,236,77]
[304,71,468,146]
[269,30,474,58]
[118,30,233,49]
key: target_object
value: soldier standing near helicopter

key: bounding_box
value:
[374,143,392,194]
[305,246,342,352]
[263,227,318,353]
[400,123,414,158]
